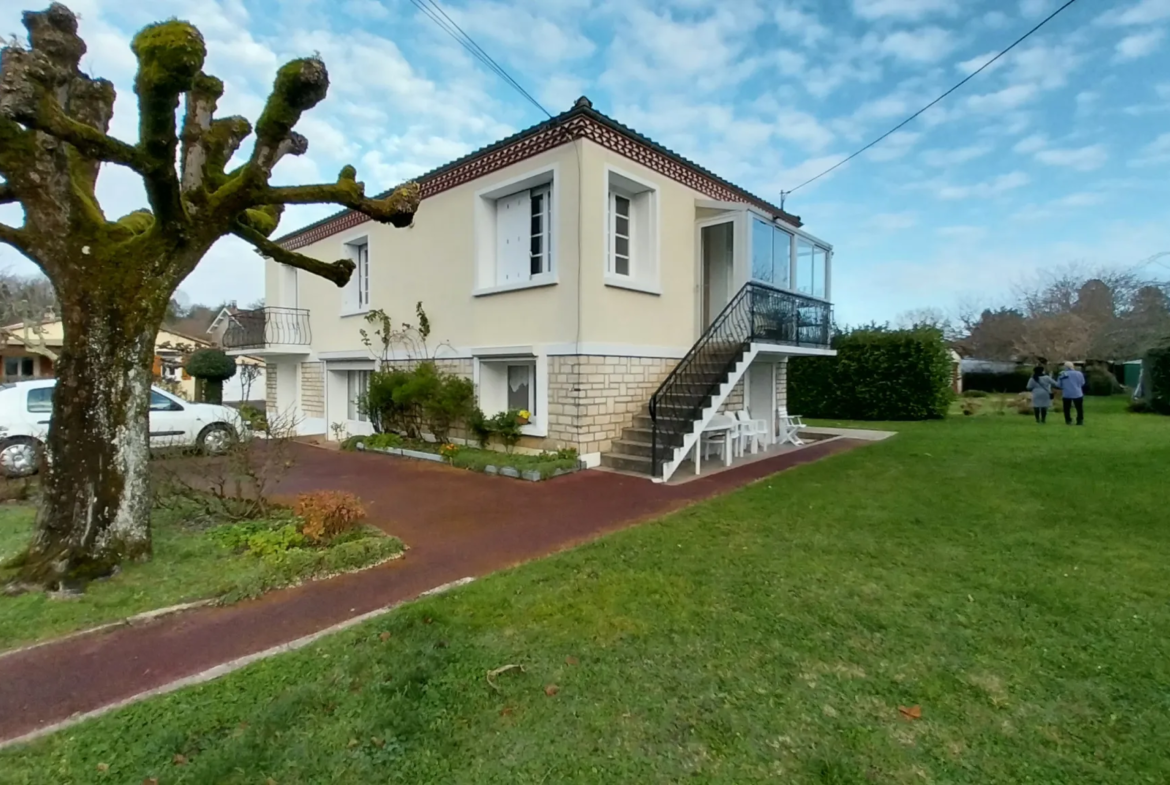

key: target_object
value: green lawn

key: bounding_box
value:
[4,398,1169,783]
[0,505,403,652]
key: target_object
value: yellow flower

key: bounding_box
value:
[518,409,531,420]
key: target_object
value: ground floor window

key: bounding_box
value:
[4,357,35,379]
[506,362,536,415]
[347,370,370,422]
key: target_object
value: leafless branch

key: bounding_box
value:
[263,176,420,228]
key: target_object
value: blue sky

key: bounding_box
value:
[1,0,1168,323]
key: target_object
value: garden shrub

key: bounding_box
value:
[1085,367,1123,397]
[237,403,267,430]
[961,368,1031,394]
[362,361,475,441]
[960,399,981,416]
[788,326,953,420]
[1146,347,1170,415]
[961,389,990,398]
[295,491,367,543]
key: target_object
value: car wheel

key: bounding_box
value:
[0,437,43,478]
[197,424,237,456]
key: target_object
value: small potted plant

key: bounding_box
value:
[517,409,531,425]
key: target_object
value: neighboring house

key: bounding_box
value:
[204,304,267,404]
[228,97,835,481]
[2,320,212,400]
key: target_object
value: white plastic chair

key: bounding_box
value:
[776,408,807,447]
[733,410,768,455]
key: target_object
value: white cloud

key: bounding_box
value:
[1019,0,1052,18]
[1104,0,1170,26]
[1129,132,1170,165]
[1157,83,1170,98]
[934,171,1031,200]
[956,50,1000,75]
[982,10,1011,27]
[921,143,993,167]
[1054,192,1105,208]
[966,84,1039,113]
[936,225,987,240]
[774,2,830,46]
[1034,144,1109,171]
[343,0,389,20]
[1013,133,1048,153]
[1008,43,1081,89]
[865,130,921,161]
[1075,91,1099,115]
[1115,29,1165,61]
[774,109,836,150]
[450,1,596,66]
[869,26,955,63]
[853,0,953,20]
[869,211,919,230]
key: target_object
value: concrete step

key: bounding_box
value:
[608,438,654,458]
[599,451,655,475]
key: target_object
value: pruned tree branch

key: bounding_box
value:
[263,168,420,228]
[0,221,32,258]
[248,58,329,175]
[180,73,223,195]
[0,182,14,204]
[231,220,355,287]
[130,20,207,224]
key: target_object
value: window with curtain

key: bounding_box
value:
[347,370,370,422]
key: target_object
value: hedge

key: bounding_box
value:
[1147,347,1170,415]
[788,327,954,421]
[962,368,1031,394]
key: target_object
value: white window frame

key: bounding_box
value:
[473,164,560,297]
[473,352,548,437]
[603,165,660,295]
[742,205,833,304]
[341,236,371,316]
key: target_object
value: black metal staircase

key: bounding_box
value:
[600,282,831,479]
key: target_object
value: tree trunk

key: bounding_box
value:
[14,302,160,590]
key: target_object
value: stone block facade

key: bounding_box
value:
[300,362,324,418]
[546,355,676,454]
[265,362,278,414]
[717,376,745,415]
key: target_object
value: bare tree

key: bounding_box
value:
[0,4,419,589]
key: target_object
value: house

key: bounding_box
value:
[204,304,267,404]
[1,320,214,400]
[229,97,835,481]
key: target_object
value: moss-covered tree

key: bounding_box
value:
[0,4,420,589]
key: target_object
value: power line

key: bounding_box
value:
[407,0,553,119]
[783,0,1082,198]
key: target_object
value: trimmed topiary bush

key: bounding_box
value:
[184,348,237,405]
[1085,367,1123,397]
[788,326,954,421]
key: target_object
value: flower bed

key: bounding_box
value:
[342,433,581,481]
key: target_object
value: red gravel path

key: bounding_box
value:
[0,438,863,743]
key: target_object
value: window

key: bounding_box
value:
[812,246,828,299]
[347,370,370,422]
[342,239,370,313]
[530,186,550,276]
[149,390,181,412]
[495,185,552,285]
[604,169,658,291]
[751,218,793,288]
[608,193,632,277]
[795,239,815,296]
[4,357,35,379]
[506,363,535,415]
[26,387,52,413]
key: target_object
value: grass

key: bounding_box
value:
[0,505,403,652]
[3,398,1169,783]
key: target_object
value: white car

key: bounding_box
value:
[0,378,247,478]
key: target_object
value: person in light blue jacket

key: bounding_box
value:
[1025,365,1055,423]
[1056,361,1086,425]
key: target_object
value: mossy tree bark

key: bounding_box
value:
[0,3,420,590]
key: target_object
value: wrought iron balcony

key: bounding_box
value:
[222,307,311,351]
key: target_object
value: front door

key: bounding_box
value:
[700,221,735,328]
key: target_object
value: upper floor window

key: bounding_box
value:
[474,166,558,295]
[495,184,552,285]
[342,238,370,314]
[604,168,659,293]
[752,218,829,300]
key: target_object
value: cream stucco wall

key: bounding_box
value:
[276,136,714,358]
[277,144,583,356]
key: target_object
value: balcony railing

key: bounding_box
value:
[222,307,311,351]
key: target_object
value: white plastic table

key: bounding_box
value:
[693,413,735,476]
